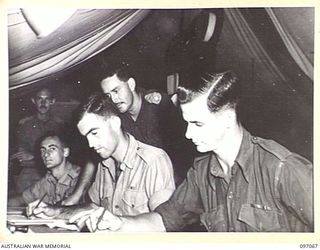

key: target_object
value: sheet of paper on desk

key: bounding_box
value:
[7,207,25,215]
[7,214,79,231]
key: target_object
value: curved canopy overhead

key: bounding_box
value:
[8,9,150,90]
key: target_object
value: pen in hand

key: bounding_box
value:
[93,206,108,232]
[29,193,47,217]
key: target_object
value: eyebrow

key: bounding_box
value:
[189,121,204,124]
[40,144,58,149]
[111,86,119,92]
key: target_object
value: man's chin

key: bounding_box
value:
[196,145,211,153]
[99,152,111,159]
[38,109,49,114]
[116,104,127,113]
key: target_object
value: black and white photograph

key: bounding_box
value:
[1,3,318,247]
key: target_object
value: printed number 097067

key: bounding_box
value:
[300,244,318,248]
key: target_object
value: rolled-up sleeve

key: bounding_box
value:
[145,151,175,211]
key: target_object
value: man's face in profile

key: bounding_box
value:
[181,94,232,153]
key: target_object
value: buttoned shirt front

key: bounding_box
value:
[155,128,313,232]
[88,134,175,216]
[22,162,81,205]
[120,89,194,184]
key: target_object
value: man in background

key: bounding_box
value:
[10,88,64,194]
[84,70,313,232]
[62,63,193,206]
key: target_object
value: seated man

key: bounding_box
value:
[10,88,64,193]
[62,62,193,205]
[28,93,175,228]
[81,70,313,232]
[8,132,81,206]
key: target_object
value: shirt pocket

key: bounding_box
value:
[200,205,227,232]
[122,189,149,215]
[238,203,282,232]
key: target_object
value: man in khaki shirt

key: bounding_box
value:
[8,132,80,207]
[29,93,175,230]
[81,70,313,233]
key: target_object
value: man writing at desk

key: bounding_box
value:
[8,132,81,207]
[29,93,175,229]
[84,70,313,232]
[62,62,192,206]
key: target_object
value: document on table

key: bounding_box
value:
[7,207,79,231]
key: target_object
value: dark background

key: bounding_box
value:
[9,8,313,162]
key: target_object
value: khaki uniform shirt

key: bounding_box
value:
[88,134,175,216]
[22,162,81,205]
[156,128,313,232]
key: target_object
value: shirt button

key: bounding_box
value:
[229,227,235,232]
[115,205,119,209]
[228,192,233,199]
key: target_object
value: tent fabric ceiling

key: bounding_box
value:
[8,9,150,90]
[7,8,313,160]
[266,8,313,80]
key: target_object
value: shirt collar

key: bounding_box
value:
[47,162,77,186]
[209,128,252,182]
[101,133,137,170]
[121,133,138,170]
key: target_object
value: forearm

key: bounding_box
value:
[55,203,96,220]
[62,162,96,205]
[75,162,95,193]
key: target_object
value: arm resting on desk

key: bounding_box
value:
[86,208,166,232]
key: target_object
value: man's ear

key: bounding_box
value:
[223,108,237,127]
[63,147,70,158]
[127,78,136,92]
[109,116,121,132]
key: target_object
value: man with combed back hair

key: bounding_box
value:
[28,93,175,231]
[82,70,313,232]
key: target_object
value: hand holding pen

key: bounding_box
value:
[86,206,123,232]
[26,193,61,219]
[26,193,47,217]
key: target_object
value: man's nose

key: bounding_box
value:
[185,124,192,140]
[42,150,50,158]
[87,138,95,149]
[110,93,119,103]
